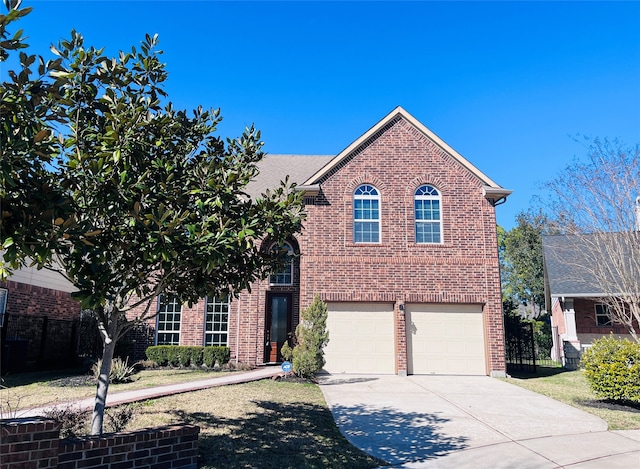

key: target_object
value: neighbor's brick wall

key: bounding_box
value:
[0,418,199,469]
[1,280,80,321]
[574,297,638,336]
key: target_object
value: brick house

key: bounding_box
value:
[542,234,639,368]
[133,107,511,377]
[0,264,80,371]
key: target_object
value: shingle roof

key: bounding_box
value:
[244,154,334,199]
[542,233,638,297]
[542,235,603,297]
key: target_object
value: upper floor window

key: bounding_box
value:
[595,304,612,326]
[204,296,230,346]
[353,184,380,243]
[414,185,442,244]
[156,295,182,345]
[270,242,294,285]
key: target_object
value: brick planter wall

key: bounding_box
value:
[0,418,199,469]
[0,417,60,468]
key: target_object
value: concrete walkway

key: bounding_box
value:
[18,367,280,418]
[318,374,640,468]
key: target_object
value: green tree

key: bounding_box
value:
[546,137,640,341]
[292,295,329,378]
[0,2,304,434]
[500,211,553,316]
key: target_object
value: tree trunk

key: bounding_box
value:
[90,313,119,435]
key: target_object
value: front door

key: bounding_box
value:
[264,293,292,363]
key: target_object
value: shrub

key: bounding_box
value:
[203,346,231,368]
[190,347,204,367]
[292,295,329,379]
[145,346,169,366]
[44,405,90,438]
[44,404,136,437]
[178,347,192,367]
[166,346,181,367]
[214,346,231,367]
[105,404,136,433]
[281,341,294,362]
[92,357,138,384]
[581,335,640,403]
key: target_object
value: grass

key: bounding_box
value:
[0,367,239,413]
[1,369,386,468]
[504,367,640,430]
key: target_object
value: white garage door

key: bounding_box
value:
[406,304,486,375]
[323,302,395,374]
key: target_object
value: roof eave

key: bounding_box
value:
[483,186,513,206]
[294,184,321,196]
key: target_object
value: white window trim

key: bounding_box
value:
[414,184,443,244]
[353,184,381,244]
[155,295,182,345]
[203,295,230,346]
[595,303,612,327]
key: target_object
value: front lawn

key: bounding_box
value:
[504,368,640,430]
[1,369,385,468]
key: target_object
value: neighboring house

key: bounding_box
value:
[130,106,512,377]
[541,234,639,368]
[0,263,80,371]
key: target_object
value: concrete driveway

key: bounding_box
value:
[318,374,640,468]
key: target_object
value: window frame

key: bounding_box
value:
[0,288,6,327]
[353,184,381,244]
[414,184,443,244]
[269,242,294,286]
[155,295,182,345]
[595,303,612,326]
[204,295,230,346]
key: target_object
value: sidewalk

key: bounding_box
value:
[18,367,280,418]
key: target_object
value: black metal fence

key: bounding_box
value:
[0,313,79,374]
[504,314,561,374]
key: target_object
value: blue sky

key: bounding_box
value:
[4,1,639,229]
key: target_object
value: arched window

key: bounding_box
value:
[414,185,442,243]
[269,242,294,285]
[353,184,380,243]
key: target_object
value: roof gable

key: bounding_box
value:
[302,106,507,193]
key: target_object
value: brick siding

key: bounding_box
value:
[126,114,506,375]
[1,280,79,321]
[0,418,199,469]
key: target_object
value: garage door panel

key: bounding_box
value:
[407,305,486,375]
[323,302,394,374]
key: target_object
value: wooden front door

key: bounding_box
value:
[264,293,292,363]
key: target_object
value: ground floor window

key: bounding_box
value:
[156,295,182,345]
[595,303,612,326]
[204,296,229,346]
[0,288,6,327]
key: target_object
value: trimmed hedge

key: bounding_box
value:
[581,335,640,403]
[145,345,230,368]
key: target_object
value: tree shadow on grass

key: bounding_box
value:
[169,399,467,468]
[169,400,387,469]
